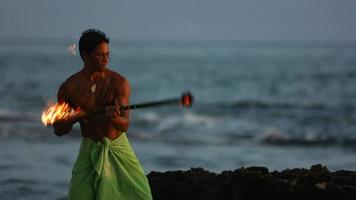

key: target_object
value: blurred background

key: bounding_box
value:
[1,0,356,199]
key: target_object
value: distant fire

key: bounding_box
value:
[67,44,77,55]
[41,102,76,126]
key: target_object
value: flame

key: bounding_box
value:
[181,92,193,108]
[41,102,74,126]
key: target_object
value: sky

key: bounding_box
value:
[1,0,356,42]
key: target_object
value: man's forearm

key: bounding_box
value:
[53,112,85,136]
[110,115,129,132]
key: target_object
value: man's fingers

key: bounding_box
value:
[105,106,121,118]
[114,99,120,107]
[113,100,121,116]
[114,107,121,116]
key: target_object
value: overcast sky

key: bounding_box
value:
[1,0,356,41]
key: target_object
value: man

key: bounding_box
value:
[53,29,152,200]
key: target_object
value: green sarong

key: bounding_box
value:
[68,133,152,200]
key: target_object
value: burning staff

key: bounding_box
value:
[42,91,194,127]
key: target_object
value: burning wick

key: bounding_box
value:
[41,102,78,126]
[181,92,193,108]
[67,44,77,55]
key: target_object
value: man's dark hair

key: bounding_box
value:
[79,29,110,60]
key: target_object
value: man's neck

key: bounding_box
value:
[82,65,107,81]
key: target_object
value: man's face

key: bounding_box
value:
[86,42,110,72]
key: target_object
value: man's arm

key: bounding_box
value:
[53,84,83,136]
[108,78,130,132]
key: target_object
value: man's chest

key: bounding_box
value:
[67,77,118,111]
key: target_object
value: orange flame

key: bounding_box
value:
[41,102,74,126]
[181,92,193,108]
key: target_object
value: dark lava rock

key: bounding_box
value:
[147,164,356,200]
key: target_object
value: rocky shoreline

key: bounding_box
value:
[147,164,356,200]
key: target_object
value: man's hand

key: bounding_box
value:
[53,109,87,136]
[105,100,121,118]
[54,109,86,126]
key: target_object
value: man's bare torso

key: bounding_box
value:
[58,68,126,140]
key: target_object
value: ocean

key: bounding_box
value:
[1,39,356,199]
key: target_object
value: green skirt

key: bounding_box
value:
[68,133,152,200]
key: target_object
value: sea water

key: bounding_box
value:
[1,39,356,199]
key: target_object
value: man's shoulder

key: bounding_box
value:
[61,70,83,86]
[107,69,130,96]
[58,70,83,93]
[107,69,128,83]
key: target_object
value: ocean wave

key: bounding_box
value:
[132,110,216,133]
[194,99,356,112]
[132,111,161,127]
[0,110,39,123]
[0,105,355,148]
[1,178,40,185]
[259,136,356,146]
[256,127,356,147]
[230,100,329,110]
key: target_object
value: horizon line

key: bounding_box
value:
[1,36,356,47]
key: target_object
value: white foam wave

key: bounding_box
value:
[256,127,290,143]
[0,109,39,122]
[182,111,215,127]
[134,111,161,123]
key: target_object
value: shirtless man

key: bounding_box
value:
[54,29,152,200]
[54,30,128,140]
